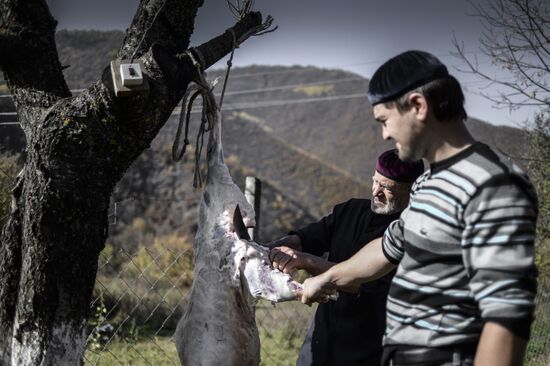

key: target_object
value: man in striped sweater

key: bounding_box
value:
[300,50,538,366]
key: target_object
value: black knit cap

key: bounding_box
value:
[367,50,449,106]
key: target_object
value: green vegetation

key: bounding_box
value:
[91,236,194,332]
[525,276,550,366]
[259,327,303,366]
[86,241,314,365]
[84,325,307,366]
[526,328,550,366]
[85,336,178,366]
[526,112,550,365]
[529,112,550,276]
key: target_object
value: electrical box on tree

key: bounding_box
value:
[110,60,149,97]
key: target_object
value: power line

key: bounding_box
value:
[0,77,527,128]
[0,92,369,126]
[0,59,523,128]
[0,76,525,128]
[216,76,366,96]
[221,93,367,110]
[0,49,493,99]
[0,75,360,102]
[210,67,348,80]
[0,77,368,124]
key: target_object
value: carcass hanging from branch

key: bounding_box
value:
[173,103,303,360]
[172,30,308,365]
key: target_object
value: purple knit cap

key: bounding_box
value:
[375,149,424,183]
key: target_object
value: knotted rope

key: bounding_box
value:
[172,1,277,187]
[173,49,218,187]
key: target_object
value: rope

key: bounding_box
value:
[172,86,200,161]
[171,1,276,187]
[173,49,219,188]
[218,29,238,110]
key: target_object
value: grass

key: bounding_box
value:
[257,301,315,366]
[84,245,550,365]
[524,275,550,366]
[259,327,305,366]
[84,290,550,366]
[85,335,179,366]
[84,323,310,366]
[86,244,315,365]
[525,324,550,366]
[84,300,315,366]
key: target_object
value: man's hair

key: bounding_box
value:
[385,75,467,122]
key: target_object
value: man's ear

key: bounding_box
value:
[407,93,429,122]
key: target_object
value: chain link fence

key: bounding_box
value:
[84,244,550,366]
[83,243,314,366]
[525,274,550,366]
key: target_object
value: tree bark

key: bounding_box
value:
[0,0,263,364]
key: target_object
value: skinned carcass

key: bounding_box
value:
[174,85,302,365]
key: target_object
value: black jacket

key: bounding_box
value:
[292,199,400,366]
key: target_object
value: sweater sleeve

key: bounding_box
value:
[461,174,538,340]
[381,217,405,265]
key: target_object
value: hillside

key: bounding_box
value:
[56,30,125,89]
[205,66,530,181]
[0,30,532,245]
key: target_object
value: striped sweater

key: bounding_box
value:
[382,142,538,348]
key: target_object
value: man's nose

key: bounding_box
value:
[372,185,384,196]
[382,126,391,140]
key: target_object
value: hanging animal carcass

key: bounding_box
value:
[173,79,302,365]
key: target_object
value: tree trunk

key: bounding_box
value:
[0,0,263,364]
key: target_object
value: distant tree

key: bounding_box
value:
[0,0,271,364]
[453,0,549,272]
[453,0,549,111]
[453,9,549,366]
[529,111,550,274]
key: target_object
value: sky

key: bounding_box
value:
[45,0,540,127]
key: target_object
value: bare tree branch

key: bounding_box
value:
[454,0,550,112]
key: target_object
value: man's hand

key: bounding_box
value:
[269,246,335,275]
[300,272,337,305]
[269,246,306,274]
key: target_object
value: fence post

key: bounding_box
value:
[245,176,261,240]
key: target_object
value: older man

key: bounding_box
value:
[301,50,538,366]
[267,149,423,366]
